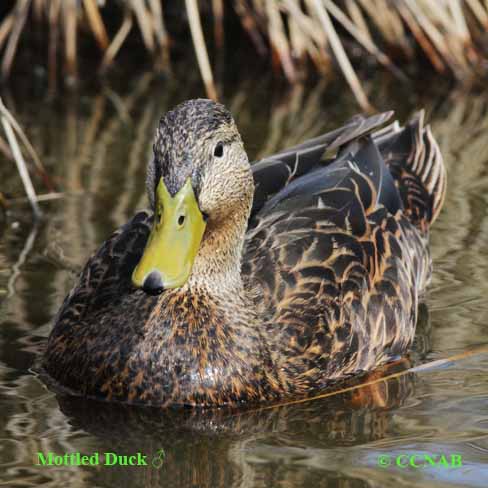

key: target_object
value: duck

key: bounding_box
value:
[43,99,446,407]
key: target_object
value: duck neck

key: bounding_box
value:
[188,210,249,300]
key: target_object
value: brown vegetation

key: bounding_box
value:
[0,1,487,109]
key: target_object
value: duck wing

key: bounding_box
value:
[243,112,445,390]
[250,111,394,218]
[50,211,152,325]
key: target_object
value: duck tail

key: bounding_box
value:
[374,110,447,232]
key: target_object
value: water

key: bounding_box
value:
[1,69,488,487]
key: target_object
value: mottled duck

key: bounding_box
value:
[43,99,446,407]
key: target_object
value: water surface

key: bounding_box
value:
[1,71,488,487]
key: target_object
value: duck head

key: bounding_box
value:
[132,99,254,295]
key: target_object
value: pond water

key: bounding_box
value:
[1,67,488,487]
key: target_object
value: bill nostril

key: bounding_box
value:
[142,271,164,296]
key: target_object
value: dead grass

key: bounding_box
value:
[0,1,487,109]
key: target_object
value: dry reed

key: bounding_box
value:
[0,1,487,108]
[0,97,47,219]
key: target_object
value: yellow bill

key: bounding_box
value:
[132,177,206,291]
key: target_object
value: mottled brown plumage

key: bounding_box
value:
[43,100,446,407]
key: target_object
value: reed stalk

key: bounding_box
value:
[0,1,487,106]
[0,98,42,219]
[185,0,218,100]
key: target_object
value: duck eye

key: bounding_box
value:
[213,142,224,158]
[178,215,185,226]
